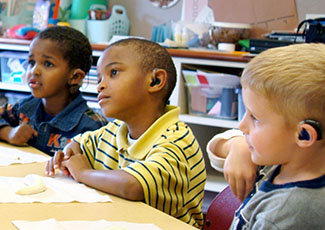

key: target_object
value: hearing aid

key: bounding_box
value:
[150,68,161,86]
[298,119,323,141]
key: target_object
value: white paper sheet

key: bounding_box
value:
[12,219,162,230]
[0,145,50,166]
[0,174,112,203]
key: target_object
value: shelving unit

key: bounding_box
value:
[169,50,251,193]
[0,38,253,193]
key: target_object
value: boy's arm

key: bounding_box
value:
[0,103,37,146]
[60,153,144,201]
[0,124,37,146]
[47,134,144,201]
[207,129,257,201]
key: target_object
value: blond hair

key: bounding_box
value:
[241,43,325,128]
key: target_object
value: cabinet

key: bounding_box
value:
[169,49,252,194]
[0,38,252,193]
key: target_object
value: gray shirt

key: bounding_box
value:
[230,165,325,230]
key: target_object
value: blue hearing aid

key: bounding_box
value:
[299,119,323,141]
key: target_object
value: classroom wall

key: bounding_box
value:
[3,0,324,39]
[108,0,183,39]
[108,0,325,39]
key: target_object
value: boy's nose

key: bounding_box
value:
[30,64,40,75]
[97,81,105,93]
[238,112,248,134]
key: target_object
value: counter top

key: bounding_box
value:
[0,37,253,62]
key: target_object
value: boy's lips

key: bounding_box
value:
[245,137,254,151]
[28,79,41,88]
[97,94,110,103]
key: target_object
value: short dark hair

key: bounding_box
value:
[35,26,92,74]
[107,38,177,105]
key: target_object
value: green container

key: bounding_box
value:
[70,0,107,19]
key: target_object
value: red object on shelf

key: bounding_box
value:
[6,25,39,40]
[53,0,61,19]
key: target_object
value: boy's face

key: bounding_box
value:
[239,86,297,166]
[26,38,72,100]
[96,45,150,121]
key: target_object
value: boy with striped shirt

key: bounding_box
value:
[46,38,206,228]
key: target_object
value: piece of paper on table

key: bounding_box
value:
[0,145,50,166]
[0,174,112,203]
[12,219,162,230]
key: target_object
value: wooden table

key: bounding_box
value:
[0,142,198,230]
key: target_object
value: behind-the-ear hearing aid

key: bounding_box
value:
[298,119,323,141]
[150,68,161,86]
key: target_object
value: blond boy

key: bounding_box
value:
[209,43,325,229]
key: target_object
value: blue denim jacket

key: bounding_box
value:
[0,93,107,156]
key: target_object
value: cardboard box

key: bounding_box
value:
[208,0,298,37]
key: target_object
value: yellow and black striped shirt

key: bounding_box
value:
[73,105,206,228]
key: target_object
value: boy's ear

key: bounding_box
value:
[148,68,167,92]
[296,122,319,147]
[69,68,86,85]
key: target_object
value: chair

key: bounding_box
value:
[203,186,242,230]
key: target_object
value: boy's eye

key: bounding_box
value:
[28,60,35,67]
[250,114,259,123]
[111,69,118,76]
[44,61,54,67]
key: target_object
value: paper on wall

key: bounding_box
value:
[181,0,209,22]
[194,5,215,24]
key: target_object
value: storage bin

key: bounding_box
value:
[87,5,129,43]
[69,18,87,35]
[0,52,28,84]
[187,84,238,120]
[184,71,241,120]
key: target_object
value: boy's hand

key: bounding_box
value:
[5,124,37,146]
[45,148,75,177]
[61,153,92,182]
[223,136,257,202]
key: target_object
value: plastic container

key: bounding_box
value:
[87,5,129,43]
[70,0,107,19]
[0,52,28,84]
[187,84,238,120]
[69,18,87,35]
[236,88,246,121]
[185,72,241,120]
[0,2,35,31]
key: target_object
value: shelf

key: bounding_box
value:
[0,83,30,92]
[180,114,239,128]
[0,38,107,57]
[0,82,98,94]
